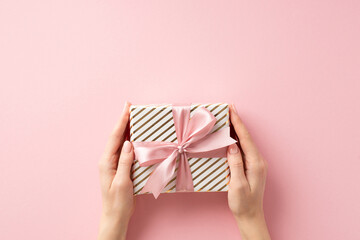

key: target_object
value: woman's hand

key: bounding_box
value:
[98,102,135,240]
[227,104,270,240]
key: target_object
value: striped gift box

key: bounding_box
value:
[129,103,230,195]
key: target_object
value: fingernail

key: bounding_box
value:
[231,103,238,114]
[122,140,132,153]
[123,101,129,111]
[229,144,239,154]
[122,101,127,114]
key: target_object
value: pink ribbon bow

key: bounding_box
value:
[132,104,237,198]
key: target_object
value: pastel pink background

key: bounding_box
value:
[1,0,359,239]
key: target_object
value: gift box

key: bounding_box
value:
[129,103,237,198]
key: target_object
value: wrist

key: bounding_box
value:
[98,213,129,240]
[234,211,270,240]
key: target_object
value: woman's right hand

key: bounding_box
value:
[227,104,270,240]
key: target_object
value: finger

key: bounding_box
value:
[230,104,267,190]
[113,140,134,184]
[99,101,131,192]
[229,104,260,160]
[227,143,249,189]
[103,101,131,158]
[98,155,118,193]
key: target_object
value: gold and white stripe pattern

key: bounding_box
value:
[129,103,230,195]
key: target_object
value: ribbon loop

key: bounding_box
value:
[133,104,237,198]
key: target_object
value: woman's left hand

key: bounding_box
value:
[98,101,135,240]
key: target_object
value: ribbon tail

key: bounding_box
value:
[141,150,178,199]
[176,152,194,192]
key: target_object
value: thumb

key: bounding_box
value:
[227,143,248,184]
[114,140,134,181]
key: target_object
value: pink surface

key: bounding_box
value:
[0,0,359,239]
